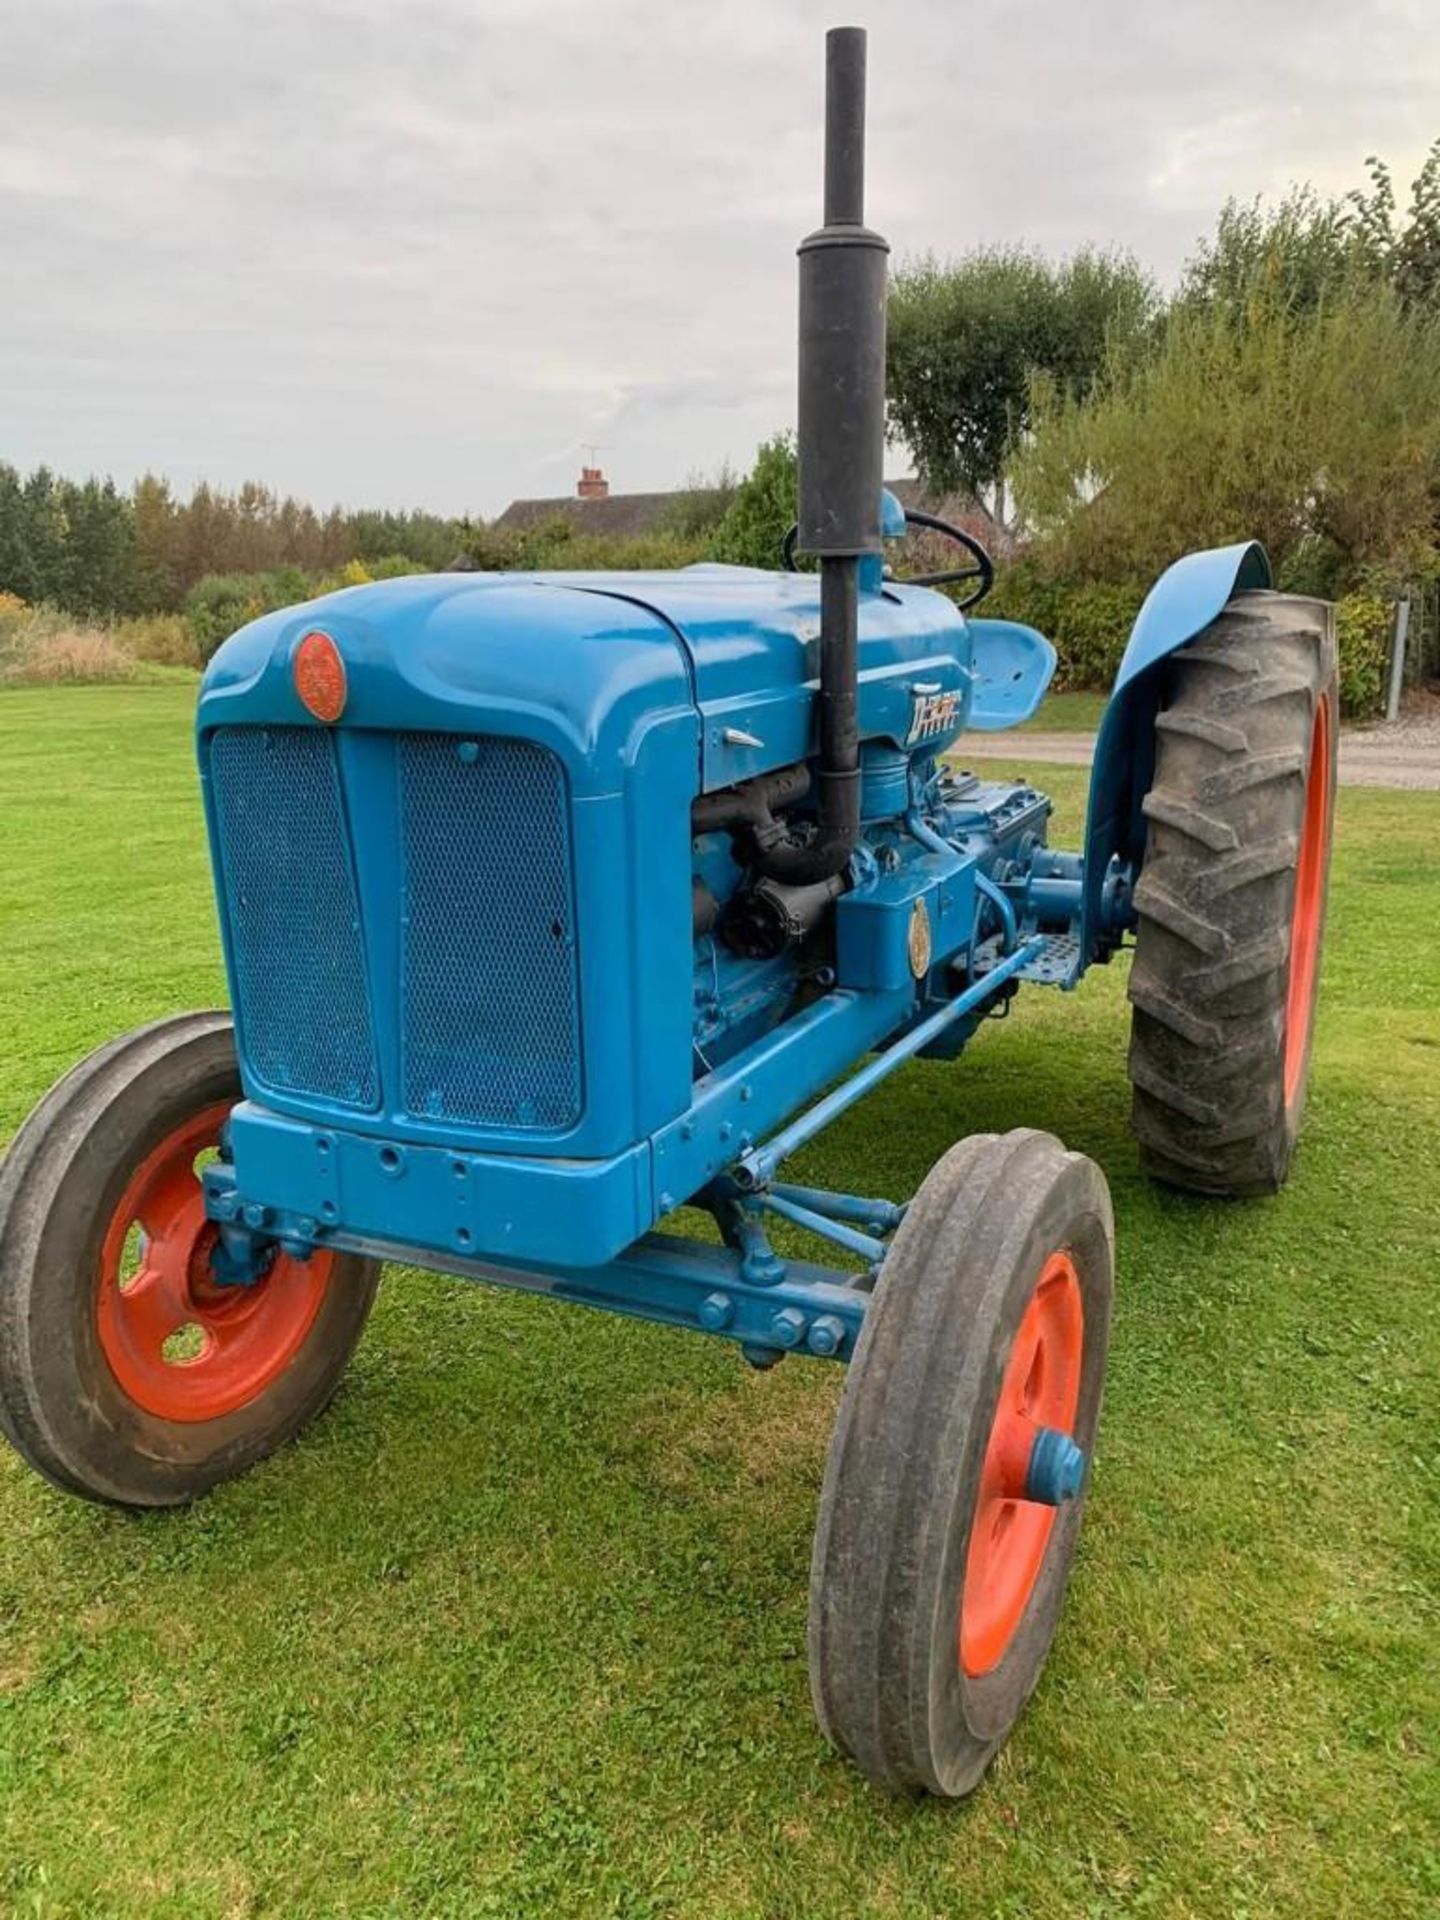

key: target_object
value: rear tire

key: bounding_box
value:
[808,1130,1113,1796]
[1127,593,1337,1196]
[0,1013,379,1508]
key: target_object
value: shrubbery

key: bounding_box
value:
[982,568,1146,691]
[0,466,465,625]
[709,435,801,570]
[1334,592,1394,717]
[980,565,1395,717]
[0,598,180,686]
[183,555,424,661]
[455,518,708,575]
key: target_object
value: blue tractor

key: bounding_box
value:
[0,29,1336,1796]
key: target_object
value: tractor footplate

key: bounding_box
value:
[974,932,1081,988]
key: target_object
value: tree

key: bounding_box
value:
[62,476,134,616]
[1384,139,1440,310]
[131,474,180,612]
[20,468,70,605]
[660,461,738,539]
[886,247,1158,504]
[0,464,32,601]
[709,435,798,569]
[1012,273,1440,590]
[1183,141,1440,324]
[1179,185,1369,318]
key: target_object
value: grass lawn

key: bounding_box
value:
[1022,688,1107,732]
[1,684,1436,1919]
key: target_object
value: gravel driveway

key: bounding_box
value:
[966,702,1440,791]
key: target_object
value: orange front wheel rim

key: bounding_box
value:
[960,1251,1085,1678]
[96,1104,332,1423]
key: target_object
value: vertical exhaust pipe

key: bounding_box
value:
[757,25,888,886]
[799,26,888,560]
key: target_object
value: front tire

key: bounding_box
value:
[0,1013,379,1508]
[808,1130,1114,1796]
[1127,592,1338,1195]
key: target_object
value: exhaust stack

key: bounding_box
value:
[798,24,889,559]
[758,24,889,886]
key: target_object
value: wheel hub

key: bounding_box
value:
[95,1103,334,1423]
[960,1249,1085,1678]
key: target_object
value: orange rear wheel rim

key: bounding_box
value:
[96,1104,333,1423]
[960,1251,1084,1678]
[1284,696,1332,1107]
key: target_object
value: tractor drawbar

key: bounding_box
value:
[755,24,889,886]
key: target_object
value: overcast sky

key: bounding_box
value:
[2,0,1437,519]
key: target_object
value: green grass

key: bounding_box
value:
[1,684,1436,1919]
[1022,689,1106,732]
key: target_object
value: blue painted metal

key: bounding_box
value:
[767,1183,905,1233]
[965,619,1056,731]
[858,487,909,594]
[397,732,582,1130]
[209,727,379,1109]
[214,1100,655,1271]
[192,520,1271,1354]
[1026,1426,1087,1505]
[1109,541,1270,700]
[522,566,973,787]
[859,744,912,820]
[288,1222,870,1362]
[973,869,1018,953]
[835,837,972,992]
[753,1189,888,1264]
[1080,540,1271,962]
[734,937,1044,1189]
[997,848,1084,933]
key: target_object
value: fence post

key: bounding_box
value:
[1385,597,1411,724]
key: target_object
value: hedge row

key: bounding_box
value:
[178,550,1399,719]
[982,564,1395,718]
[183,556,421,661]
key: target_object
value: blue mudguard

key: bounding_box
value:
[1080,540,1272,963]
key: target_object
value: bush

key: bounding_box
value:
[1014,275,1440,593]
[984,561,1398,718]
[983,565,1146,689]
[184,567,315,661]
[0,605,139,685]
[454,517,711,574]
[526,529,707,572]
[184,574,270,660]
[710,435,800,570]
[1334,591,1393,718]
[11,626,136,684]
[113,612,197,668]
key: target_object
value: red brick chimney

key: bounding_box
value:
[577,465,609,500]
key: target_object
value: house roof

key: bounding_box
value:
[490,477,1015,554]
[490,489,729,539]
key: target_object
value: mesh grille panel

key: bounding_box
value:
[400,734,581,1129]
[210,727,379,1108]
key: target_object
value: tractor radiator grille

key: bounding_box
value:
[399,733,582,1130]
[209,727,379,1108]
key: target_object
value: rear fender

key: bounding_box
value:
[1080,541,1271,963]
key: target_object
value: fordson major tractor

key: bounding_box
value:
[0,29,1336,1797]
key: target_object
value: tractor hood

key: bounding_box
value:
[197,564,975,794]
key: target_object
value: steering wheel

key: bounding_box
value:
[781,508,995,612]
